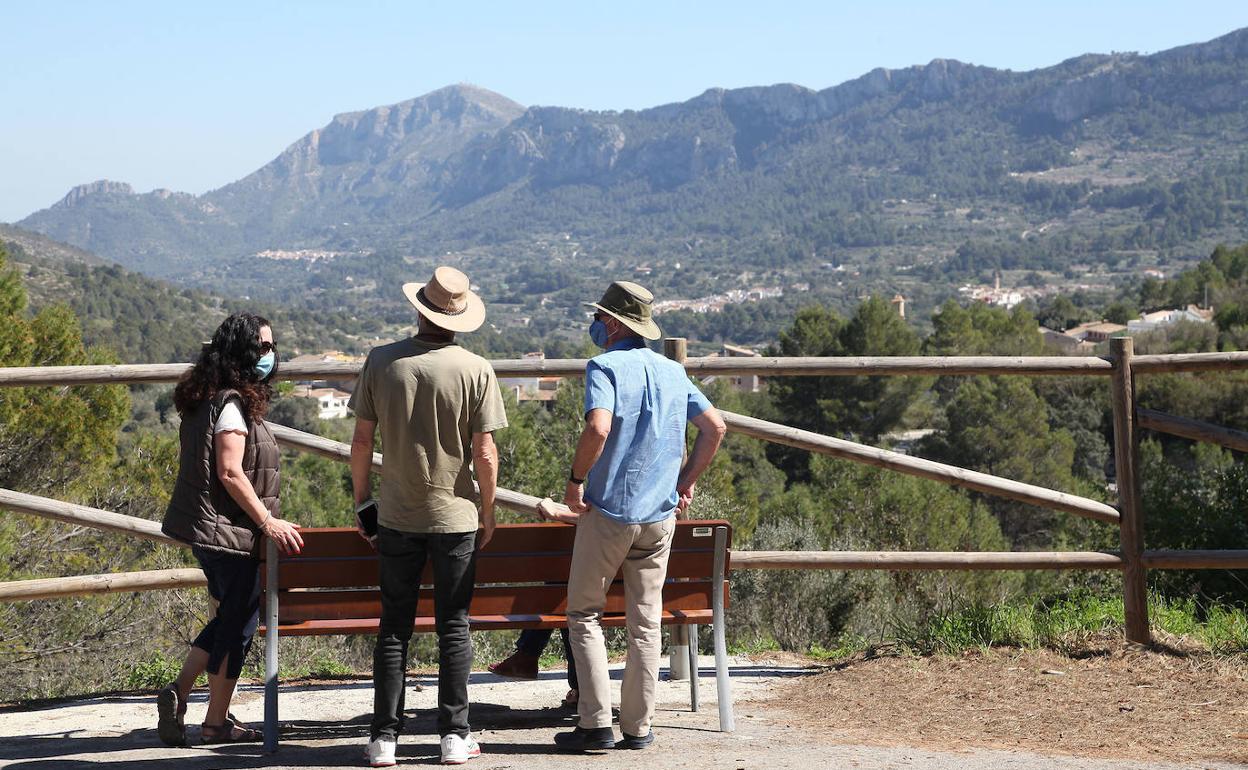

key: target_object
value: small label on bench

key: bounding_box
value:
[692,526,713,537]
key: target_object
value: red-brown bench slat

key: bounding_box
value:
[262,523,723,561]
[264,609,717,637]
[266,549,717,589]
[272,580,720,624]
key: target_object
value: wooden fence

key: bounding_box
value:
[3,340,1248,644]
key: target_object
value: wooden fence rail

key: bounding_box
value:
[1141,550,1248,569]
[0,488,181,547]
[264,421,382,472]
[9,548,1248,603]
[1130,351,1248,374]
[0,569,207,602]
[731,551,1127,570]
[733,549,1248,571]
[1138,409,1248,454]
[265,422,556,517]
[0,355,1125,387]
[720,411,1121,524]
[3,350,1248,389]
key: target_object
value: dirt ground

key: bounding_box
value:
[780,640,1248,766]
[1,651,1246,769]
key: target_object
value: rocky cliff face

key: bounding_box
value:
[1024,28,1248,127]
[53,180,136,208]
[1029,60,1142,124]
[207,84,525,226]
[236,84,523,185]
[444,58,1003,200]
[443,107,636,200]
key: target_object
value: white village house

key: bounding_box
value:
[498,352,562,406]
[1040,304,1215,354]
[1127,305,1215,333]
[290,385,353,419]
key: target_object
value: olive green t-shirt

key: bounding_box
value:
[348,337,508,533]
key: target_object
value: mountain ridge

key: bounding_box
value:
[17,26,1248,296]
[35,25,1248,211]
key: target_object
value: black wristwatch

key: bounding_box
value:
[569,472,585,485]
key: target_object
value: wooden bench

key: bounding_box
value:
[258,520,734,751]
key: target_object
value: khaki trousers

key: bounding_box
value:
[567,508,675,736]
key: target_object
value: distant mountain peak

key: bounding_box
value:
[328,84,525,125]
[197,84,528,226]
[54,180,135,208]
[438,83,527,113]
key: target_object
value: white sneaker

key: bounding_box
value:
[440,733,481,764]
[366,736,397,767]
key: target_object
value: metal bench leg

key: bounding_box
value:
[712,527,734,732]
[688,623,699,712]
[264,539,280,753]
[669,625,689,680]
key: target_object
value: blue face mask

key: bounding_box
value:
[589,319,609,348]
[255,352,276,380]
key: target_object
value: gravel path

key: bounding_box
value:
[0,656,1240,769]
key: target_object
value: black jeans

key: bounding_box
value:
[371,525,477,740]
[514,629,578,689]
[191,546,261,680]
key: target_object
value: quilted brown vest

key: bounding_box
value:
[161,389,281,557]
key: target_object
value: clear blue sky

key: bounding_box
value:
[3,1,1246,222]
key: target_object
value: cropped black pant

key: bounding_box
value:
[191,545,261,680]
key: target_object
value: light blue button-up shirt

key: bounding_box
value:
[582,338,713,525]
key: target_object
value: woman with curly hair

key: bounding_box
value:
[157,312,304,745]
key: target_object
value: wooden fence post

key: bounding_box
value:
[664,337,691,679]
[664,337,688,364]
[1110,336,1150,644]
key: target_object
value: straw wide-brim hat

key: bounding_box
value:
[402,266,486,333]
[584,280,662,340]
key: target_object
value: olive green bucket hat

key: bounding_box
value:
[584,281,662,340]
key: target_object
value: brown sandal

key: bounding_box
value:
[200,719,261,744]
[156,683,186,746]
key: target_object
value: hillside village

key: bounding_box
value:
[282,261,1216,425]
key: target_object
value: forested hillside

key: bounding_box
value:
[3,226,385,362]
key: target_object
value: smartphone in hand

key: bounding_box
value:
[355,499,379,540]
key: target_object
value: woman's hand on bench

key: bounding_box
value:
[537,497,580,525]
[262,516,304,555]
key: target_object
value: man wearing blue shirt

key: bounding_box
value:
[555,281,726,752]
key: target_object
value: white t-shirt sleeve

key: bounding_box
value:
[214,401,248,434]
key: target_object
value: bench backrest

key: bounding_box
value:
[261,520,731,625]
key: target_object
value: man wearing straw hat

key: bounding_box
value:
[350,266,508,767]
[555,281,726,752]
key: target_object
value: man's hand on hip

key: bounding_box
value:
[676,481,696,518]
[564,481,590,514]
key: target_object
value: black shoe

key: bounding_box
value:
[615,730,655,750]
[554,725,615,751]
